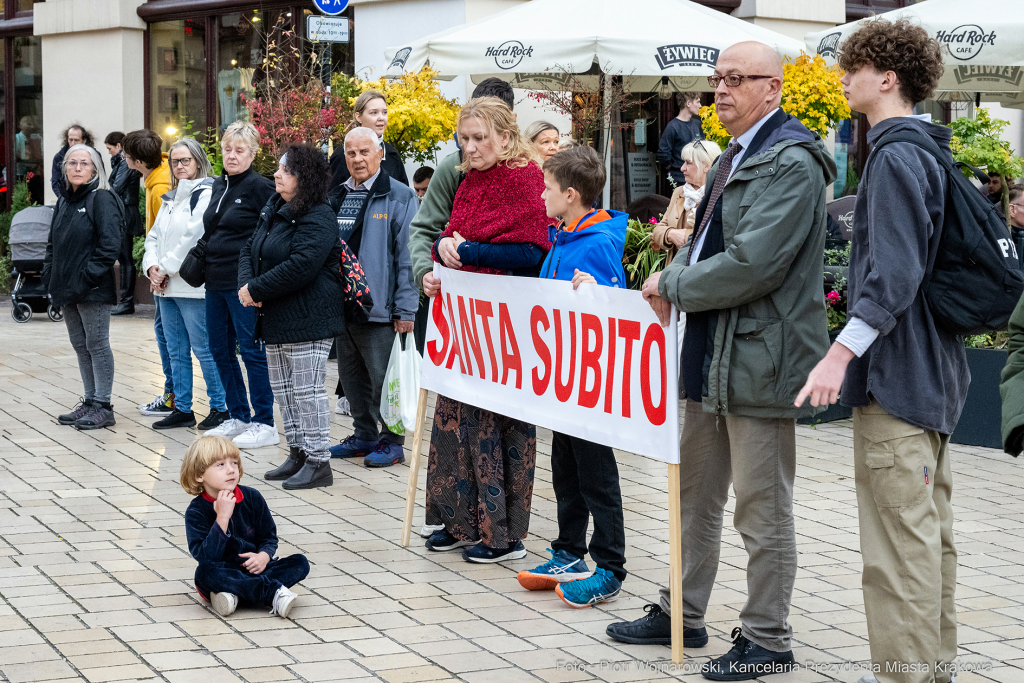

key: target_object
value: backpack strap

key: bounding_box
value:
[868,128,988,184]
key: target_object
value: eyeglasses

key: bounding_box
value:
[707,74,775,89]
[170,157,195,167]
[66,160,93,169]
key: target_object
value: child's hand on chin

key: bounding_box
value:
[214,488,235,532]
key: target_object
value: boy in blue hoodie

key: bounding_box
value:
[518,146,628,607]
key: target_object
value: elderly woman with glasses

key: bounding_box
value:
[43,144,123,430]
[650,139,721,264]
[142,138,228,431]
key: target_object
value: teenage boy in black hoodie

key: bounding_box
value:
[796,19,966,683]
[182,436,309,618]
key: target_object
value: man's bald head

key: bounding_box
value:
[713,41,785,138]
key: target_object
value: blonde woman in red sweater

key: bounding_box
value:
[422,97,551,563]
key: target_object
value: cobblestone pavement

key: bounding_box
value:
[1,308,1022,683]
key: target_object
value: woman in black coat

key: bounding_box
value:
[43,144,123,430]
[238,144,345,490]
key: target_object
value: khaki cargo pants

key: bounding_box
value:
[854,402,957,683]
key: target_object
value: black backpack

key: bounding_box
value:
[868,128,1024,336]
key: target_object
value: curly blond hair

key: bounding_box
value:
[456,97,538,172]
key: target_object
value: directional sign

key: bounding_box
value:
[312,0,349,17]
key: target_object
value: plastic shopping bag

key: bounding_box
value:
[380,333,421,435]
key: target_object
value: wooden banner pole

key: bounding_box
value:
[667,462,684,665]
[400,387,430,547]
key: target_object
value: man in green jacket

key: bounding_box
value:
[606,42,835,681]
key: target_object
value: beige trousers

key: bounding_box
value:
[659,399,797,652]
[854,402,957,683]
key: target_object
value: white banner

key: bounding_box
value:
[421,265,679,463]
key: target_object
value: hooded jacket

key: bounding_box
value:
[43,180,123,308]
[108,152,143,238]
[142,177,214,299]
[202,167,276,291]
[144,154,171,233]
[658,112,837,418]
[842,117,969,435]
[327,169,419,323]
[539,209,627,288]
[238,195,345,345]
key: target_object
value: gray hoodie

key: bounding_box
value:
[841,117,970,434]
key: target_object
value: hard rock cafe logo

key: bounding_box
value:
[486,41,534,70]
[935,25,997,61]
[816,32,842,59]
[953,65,1023,87]
[655,44,719,70]
[389,47,412,70]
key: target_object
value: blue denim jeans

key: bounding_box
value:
[157,296,226,413]
[154,302,174,394]
[194,554,309,608]
[205,288,275,426]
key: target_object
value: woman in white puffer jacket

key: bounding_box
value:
[142,138,227,431]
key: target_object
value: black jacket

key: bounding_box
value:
[43,180,123,308]
[203,167,275,291]
[329,140,409,188]
[108,152,143,237]
[238,195,345,345]
[51,146,69,201]
[184,485,278,565]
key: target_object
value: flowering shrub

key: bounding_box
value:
[949,108,1024,223]
[825,290,846,331]
[338,68,460,164]
[700,52,850,144]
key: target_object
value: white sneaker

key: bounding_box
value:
[205,418,248,438]
[420,524,444,538]
[335,397,351,415]
[233,423,281,448]
[270,586,297,618]
[210,592,238,617]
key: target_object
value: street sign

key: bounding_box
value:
[308,16,350,43]
[312,0,349,17]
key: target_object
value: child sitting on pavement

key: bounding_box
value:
[517,145,629,608]
[180,435,309,618]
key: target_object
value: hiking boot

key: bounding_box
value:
[75,404,116,430]
[606,603,708,647]
[701,627,794,681]
[265,447,306,481]
[233,423,280,448]
[517,548,592,590]
[205,418,249,438]
[153,408,196,429]
[210,592,238,617]
[555,567,621,608]
[139,392,174,416]
[197,409,230,431]
[330,434,376,458]
[59,399,94,425]
[282,459,333,490]
[462,540,527,564]
[270,586,298,618]
[425,529,471,552]
[364,441,405,468]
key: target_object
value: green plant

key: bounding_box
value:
[949,108,1024,224]
[844,164,860,196]
[622,218,666,289]
[178,117,223,175]
[11,181,35,213]
[965,331,1009,349]
[0,181,36,293]
[133,235,146,274]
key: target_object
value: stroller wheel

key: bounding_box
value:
[12,302,32,323]
[47,305,63,322]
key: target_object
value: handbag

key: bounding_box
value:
[178,238,208,288]
[338,241,374,322]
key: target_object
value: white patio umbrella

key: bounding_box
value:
[383,0,805,90]
[806,0,1024,101]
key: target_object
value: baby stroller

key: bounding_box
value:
[9,205,61,323]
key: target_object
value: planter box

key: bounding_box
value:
[951,347,1007,450]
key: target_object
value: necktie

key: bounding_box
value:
[686,142,741,265]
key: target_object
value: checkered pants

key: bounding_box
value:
[265,339,333,463]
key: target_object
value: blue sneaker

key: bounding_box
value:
[555,567,621,608]
[330,435,376,458]
[364,441,405,468]
[517,548,592,591]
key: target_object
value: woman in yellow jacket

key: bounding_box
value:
[649,139,720,263]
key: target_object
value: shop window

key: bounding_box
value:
[14,35,43,205]
[150,19,207,149]
[215,10,287,131]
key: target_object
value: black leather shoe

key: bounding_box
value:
[152,408,196,429]
[701,627,794,681]
[264,448,306,481]
[282,458,333,490]
[606,603,708,647]
[111,302,135,316]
